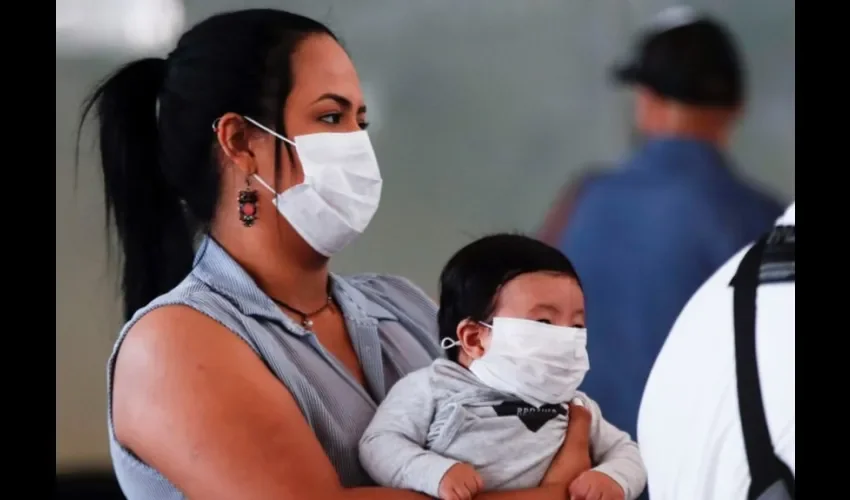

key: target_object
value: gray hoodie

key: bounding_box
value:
[359,358,647,499]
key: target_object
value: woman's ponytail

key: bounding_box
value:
[79,58,195,321]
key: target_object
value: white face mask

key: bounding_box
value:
[444,317,590,408]
[244,116,383,257]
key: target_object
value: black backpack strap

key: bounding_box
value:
[729,227,795,499]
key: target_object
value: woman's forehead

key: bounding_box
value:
[290,34,362,102]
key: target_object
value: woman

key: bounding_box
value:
[82,9,594,499]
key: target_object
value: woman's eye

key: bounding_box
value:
[573,323,586,329]
[535,319,552,325]
[359,121,370,130]
[319,113,342,125]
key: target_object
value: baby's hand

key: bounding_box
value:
[438,463,484,500]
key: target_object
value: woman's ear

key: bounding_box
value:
[215,112,258,177]
[457,319,488,360]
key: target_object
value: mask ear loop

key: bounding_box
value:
[440,338,460,350]
[243,115,297,147]
[212,115,299,197]
[441,321,492,350]
[210,115,298,147]
[250,173,276,196]
[442,320,495,351]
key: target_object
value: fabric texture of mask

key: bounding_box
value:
[468,317,590,408]
[245,116,383,257]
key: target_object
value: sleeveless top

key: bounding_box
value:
[106,236,443,499]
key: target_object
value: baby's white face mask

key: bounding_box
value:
[442,317,590,407]
[243,116,383,257]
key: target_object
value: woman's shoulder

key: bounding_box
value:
[116,273,262,353]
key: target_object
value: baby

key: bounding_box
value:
[359,234,646,500]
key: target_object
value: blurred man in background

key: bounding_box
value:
[539,6,784,442]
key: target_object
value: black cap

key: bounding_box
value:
[612,7,744,107]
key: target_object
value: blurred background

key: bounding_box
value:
[56,0,794,487]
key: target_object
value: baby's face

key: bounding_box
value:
[457,271,585,363]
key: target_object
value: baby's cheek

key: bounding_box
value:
[479,331,493,353]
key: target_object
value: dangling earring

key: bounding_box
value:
[238,177,259,227]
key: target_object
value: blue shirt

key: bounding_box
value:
[107,237,443,499]
[558,137,784,440]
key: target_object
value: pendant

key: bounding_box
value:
[303,318,314,329]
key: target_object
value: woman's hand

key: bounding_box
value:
[540,401,593,487]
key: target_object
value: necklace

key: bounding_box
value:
[270,292,333,331]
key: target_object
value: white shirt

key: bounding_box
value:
[637,203,795,500]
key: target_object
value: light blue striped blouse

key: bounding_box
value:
[106,236,444,499]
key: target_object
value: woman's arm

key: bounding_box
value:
[541,403,593,486]
[582,397,647,500]
[113,306,426,500]
[112,306,571,500]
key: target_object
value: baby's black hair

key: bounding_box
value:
[437,233,581,361]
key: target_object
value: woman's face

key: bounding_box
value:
[254,33,368,190]
[212,32,369,255]
[217,33,367,195]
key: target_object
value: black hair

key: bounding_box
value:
[76,10,338,322]
[437,233,582,361]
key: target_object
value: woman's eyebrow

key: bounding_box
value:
[312,93,367,113]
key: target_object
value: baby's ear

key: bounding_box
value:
[456,319,488,360]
